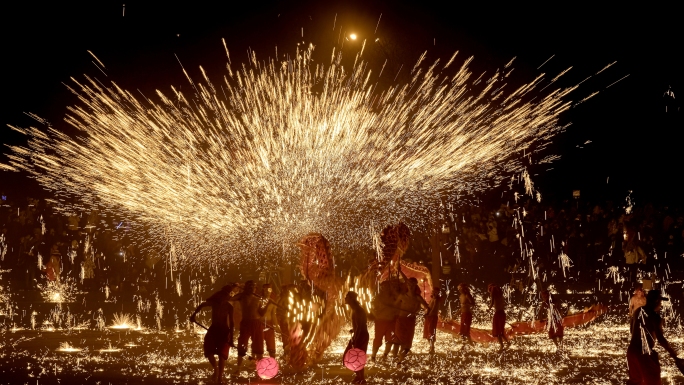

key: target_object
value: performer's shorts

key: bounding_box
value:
[350,329,370,351]
[548,321,564,339]
[394,316,417,350]
[204,326,232,360]
[492,310,506,337]
[238,319,265,357]
[423,315,438,340]
[373,318,396,348]
[264,325,276,353]
[343,330,370,373]
[626,345,661,385]
[460,311,472,338]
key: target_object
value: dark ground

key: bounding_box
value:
[1,283,683,385]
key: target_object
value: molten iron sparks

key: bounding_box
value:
[3,43,574,264]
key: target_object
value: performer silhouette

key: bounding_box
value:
[370,280,399,361]
[231,281,267,373]
[393,266,428,367]
[457,283,475,346]
[344,291,369,384]
[627,290,683,384]
[538,290,564,351]
[423,287,443,354]
[488,283,510,351]
[190,284,236,384]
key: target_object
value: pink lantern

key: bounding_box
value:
[256,357,279,380]
[343,348,367,371]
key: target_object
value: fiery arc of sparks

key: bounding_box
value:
[3,43,574,264]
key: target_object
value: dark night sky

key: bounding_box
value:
[1,1,681,206]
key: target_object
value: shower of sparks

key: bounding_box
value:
[56,342,82,353]
[37,278,80,303]
[3,43,575,265]
[0,254,682,383]
[99,343,122,353]
[109,313,136,330]
[0,280,14,329]
[557,251,572,278]
[0,234,7,261]
[606,266,624,284]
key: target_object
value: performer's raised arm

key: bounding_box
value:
[190,301,209,323]
[193,284,235,384]
[397,263,409,282]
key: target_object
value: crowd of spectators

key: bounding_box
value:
[0,194,155,296]
[2,192,683,301]
[406,194,684,294]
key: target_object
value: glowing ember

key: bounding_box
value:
[56,342,81,353]
[99,343,121,353]
[109,313,134,330]
[37,278,79,303]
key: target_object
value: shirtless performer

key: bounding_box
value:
[393,266,428,367]
[627,290,684,385]
[488,283,510,351]
[628,286,646,334]
[370,280,399,362]
[190,284,236,384]
[423,287,443,354]
[231,280,267,373]
[344,291,369,384]
[261,283,279,358]
[457,283,475,345]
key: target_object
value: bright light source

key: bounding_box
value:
[349,33,357,40]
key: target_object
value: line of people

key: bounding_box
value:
[190,280,286,384]
[189,274,562,385]
[370,275,576,366]
[189,276,683,385]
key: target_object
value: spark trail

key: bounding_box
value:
[3,43,575,266]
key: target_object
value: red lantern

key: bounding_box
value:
[343,348,367,371]
[256,357,279,379]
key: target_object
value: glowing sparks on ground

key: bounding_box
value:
[99,343,122,353]
[38,278,80,303]
[56,342,82,353]
[109,313,136,330]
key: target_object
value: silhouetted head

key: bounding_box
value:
[345,291,359,306]
[646,290,667,311]
[432,287,442,297]
[244,280,256,294]
[221,283,236,293]
[488,283,502,298]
